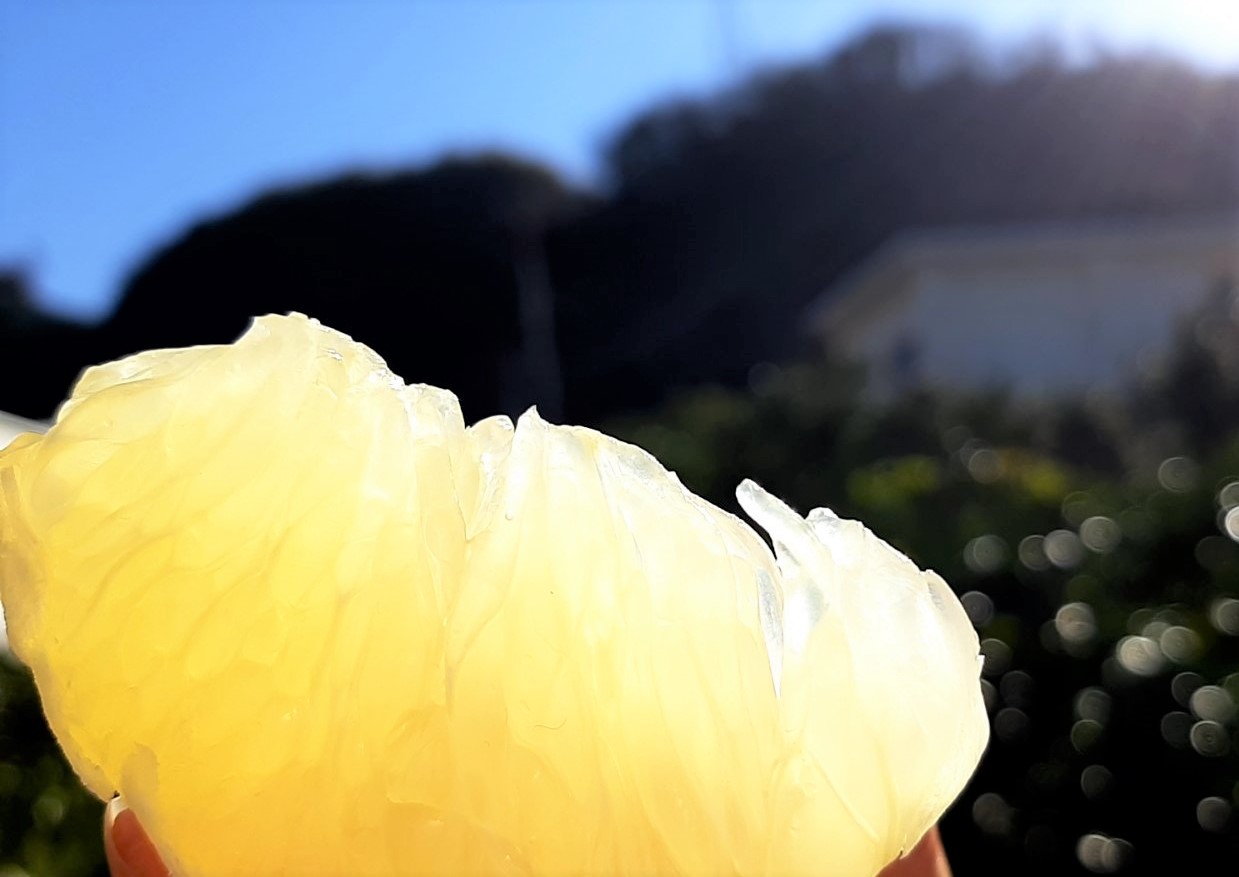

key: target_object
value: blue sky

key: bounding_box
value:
[3,0,1237,322]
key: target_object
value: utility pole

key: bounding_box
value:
[510,225,565,422]
[716,0,745,76]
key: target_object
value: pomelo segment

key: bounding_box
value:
[0,314,987,876]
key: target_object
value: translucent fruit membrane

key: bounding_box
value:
[0,314,988,876]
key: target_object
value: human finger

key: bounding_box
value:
[104,796,171,877]
[877,826,952,877]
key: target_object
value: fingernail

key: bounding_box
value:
[105,796,171,877]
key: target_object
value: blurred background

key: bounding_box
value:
[3,0,1239,873]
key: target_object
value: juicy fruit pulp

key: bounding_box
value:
[0,315,987,876]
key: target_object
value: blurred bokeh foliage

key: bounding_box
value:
[0,652,105,877]
[606,299,1239,873]
[3,295,1237,876]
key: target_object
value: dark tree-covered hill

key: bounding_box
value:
[0,273,96,420]
[97,154,583,423]
[550,26,1239,419]
[5,25,1238,424]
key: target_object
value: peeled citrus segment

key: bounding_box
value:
[0,411,45,649]
[0,314,987,876]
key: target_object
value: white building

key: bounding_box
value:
[805,214,1239,398]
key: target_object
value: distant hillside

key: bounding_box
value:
[98,155,583,424]
[552,25,1239,417]
[5,24,1237,423]
[0,273,96,420]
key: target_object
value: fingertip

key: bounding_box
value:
[103,796,171,877]
[879,826,952,877]
[103,796,125,876]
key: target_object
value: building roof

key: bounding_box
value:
[805,212,1239,338]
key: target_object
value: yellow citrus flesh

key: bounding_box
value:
[0,314,987,876]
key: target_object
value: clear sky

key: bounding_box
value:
[2,0,1237,322]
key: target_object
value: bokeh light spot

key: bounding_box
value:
[961,590,995,628]
[1018,535,1050,571]
[980,638,1012,677]
[1062,492,1094,526]
[1223,507,1239,542]
[1171,672,1204,708]
[1080,516,1121,553]
[1209,597,1239,635]
[1045,529,1085,569]
[980,678,998,715]
[1189,686,1236,724]
[966,447,1002,483]
[1158,456,1198,493]
[1076,832,1133,873]
[1196,797,1232,833]
[1126,607,1156,635]
[1161,711,1194,748]
[1141,620,1169,641]
[1158,625,1202,664]
[964,534,1008,574]
[1056,602,1098,651]
[1217,480,1239,510]
[1189,720,1231,757]
[1115,635,1165,677]
[1080,764,1113,801]
[1074,687,1112,723]
[995,707,1030,745]
[1071,719,1104,753]
[972,792,1015,836]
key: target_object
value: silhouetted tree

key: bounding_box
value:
[549,25,1239,419]
[68,25,1239,425]
[98,155,583,422]
[0,271,96,420]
